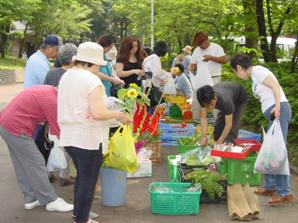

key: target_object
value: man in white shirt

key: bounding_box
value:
[189,31,228,84]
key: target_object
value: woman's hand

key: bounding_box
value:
[111,77,124,85]
[200,135,208,146]
[272,105,280,120]
[116,112,131,125]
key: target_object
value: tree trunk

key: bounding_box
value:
[0,25,10,58]
[255,0,271,62]
[185,33,190,46]
[290,35,298,73]
[18,23,29,58]
[242,0,258,58]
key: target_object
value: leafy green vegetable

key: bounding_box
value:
[186,169,224,199]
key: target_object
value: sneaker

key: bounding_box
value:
[46,197,73,212]
[24,200,41,210]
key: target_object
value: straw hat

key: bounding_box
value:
[182,45,192,54]
[72,42,106,66]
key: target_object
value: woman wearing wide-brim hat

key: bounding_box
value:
[58,42,130,223]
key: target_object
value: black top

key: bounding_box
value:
[214,82,248,115]
[117,60,142,88]
[44,67,66,87]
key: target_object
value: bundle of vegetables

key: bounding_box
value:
[179,133,202,146]
[185,169,224,199]
[181,146,217,166]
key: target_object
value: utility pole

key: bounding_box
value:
[151,0,154,49]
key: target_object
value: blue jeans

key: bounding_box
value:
[263,102,292,196]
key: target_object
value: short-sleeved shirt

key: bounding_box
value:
[44,67,66,87]
[24,50,50,88]
[100,54,113,96]
[251,65,287,113]
[0,85,59,137]
[58,68,109,151]
[191,42,225,77]
[116,59,142,88]
[213,82,248,115]
[174,73,193,98]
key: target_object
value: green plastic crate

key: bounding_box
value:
[227,154,261,186]
[148,182,201,215]
[167,155,181,182]
[177,138,197,154]
[219,158,228,176]
[169,104,182,118]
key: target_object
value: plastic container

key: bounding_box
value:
[100,167,127,207]
[211,139,261,160]
[159,122,195,138]
[148,182,201,215]
[160,136,179,146]
[177,138,197,154]
[233,138,261,152]
[238,129,261,142]
[167,155,181,182]
[226,154,261,186]
[169,104,182,118]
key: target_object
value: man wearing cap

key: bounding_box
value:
[172,45,192,78]
[24,34,62,88]
[189,31,228,84]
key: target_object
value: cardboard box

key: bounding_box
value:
[127,160,152,178]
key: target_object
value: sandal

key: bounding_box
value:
[254,188,275,196]
[269,194,294,205]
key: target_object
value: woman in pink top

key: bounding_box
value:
[0,85,73,213]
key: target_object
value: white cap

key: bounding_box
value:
[72,42,107,66]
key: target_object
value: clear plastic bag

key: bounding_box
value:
[46,146,67,171]
[254,120,290,175]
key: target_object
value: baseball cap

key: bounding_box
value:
[44,34,63,46]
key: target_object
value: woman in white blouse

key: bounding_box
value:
[58,42,130,223]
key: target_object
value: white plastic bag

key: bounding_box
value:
[163,74,177,95]
[47,135,67,171]
[254,120,290,175]
[189,61,213,91]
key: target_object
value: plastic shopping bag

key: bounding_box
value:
[189,61,213,91]
[254,120,290,175]
[104,125,138,173]
[46,147,67,172]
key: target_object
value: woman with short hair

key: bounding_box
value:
[58,42,130,223]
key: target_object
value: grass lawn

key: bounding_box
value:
[0,56,26,70]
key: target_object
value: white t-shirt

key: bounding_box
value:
[190,42,225,77]
[251,65,288,113]
[58,68,110,152]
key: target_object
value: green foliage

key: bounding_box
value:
[0,56,26,70]
[186,169,223,200]
[222,63,298,163]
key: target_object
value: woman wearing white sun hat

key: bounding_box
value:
[58,42,130,223]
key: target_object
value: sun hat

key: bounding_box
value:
[72,42,107,66]
[44,34,63,46]
[182,45,192,54]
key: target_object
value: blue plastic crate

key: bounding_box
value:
[160,123,195,138]
[160,136,179,146]
[238,129,261,142]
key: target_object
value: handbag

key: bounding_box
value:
[34,122,54,164]
[146,84,163,107]
[104,125,138,173]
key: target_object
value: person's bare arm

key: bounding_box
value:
[216,114,233,144]
[115,62,143,78]
[199,108,209,146]
[262,75,281,119]
[88,86,130,124]
[203,55,228,64]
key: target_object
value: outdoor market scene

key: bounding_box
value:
[0,1,298,223]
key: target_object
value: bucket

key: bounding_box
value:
[100,167,127,207]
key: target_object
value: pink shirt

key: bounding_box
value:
[0,85,60,137]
